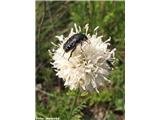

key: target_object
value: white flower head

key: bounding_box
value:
[50,24,116,93]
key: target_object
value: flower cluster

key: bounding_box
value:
[50,24,116,93]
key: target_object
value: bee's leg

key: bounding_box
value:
[80,42,84,52]
[84,39,89,44]
[85,40,89,44]
[68,47,76,60]
[62,51,65,56]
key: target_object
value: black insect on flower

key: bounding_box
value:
[63,33,88,60]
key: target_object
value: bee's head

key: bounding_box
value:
[63,44,72,52]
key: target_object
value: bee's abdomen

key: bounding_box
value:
[63,33,88,52]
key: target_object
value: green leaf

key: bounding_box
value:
[66,90,76,96]
[71,114,82,120]
[80,91,88,97]
[115,99,124,111]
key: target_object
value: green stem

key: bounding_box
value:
[36,111,47,118]
[68,89,80,120]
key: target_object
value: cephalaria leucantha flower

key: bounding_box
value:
[49,24,116,93]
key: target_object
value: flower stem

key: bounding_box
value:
[68,89,80,120]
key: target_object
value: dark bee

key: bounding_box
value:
[63,33,88,60]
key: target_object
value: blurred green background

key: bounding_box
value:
[36,1,124,120]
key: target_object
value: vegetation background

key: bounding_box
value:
[36,1,125,120]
